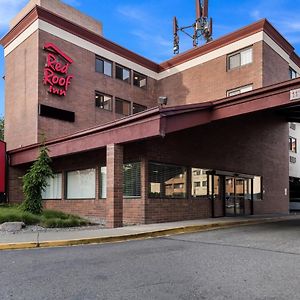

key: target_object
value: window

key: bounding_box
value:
[191,168,209,198]
[95,92,112,111]
[290,123,296,130]
[116,64,130,83]
[228,47,253,70]
[124,162,141,197]
[133,103,147,114]
[290,67,297,79]
[133,71,147,88]
[95,56,112,77]
[115,98,131,115]
[99,166,107,199]
[253,176,262,200]
[148,162,187,198]
[42,173,62,199]
[67,169,96,199]
[289,137,297,153]
[227,84,253,97]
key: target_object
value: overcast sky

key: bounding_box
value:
[1,0,300,117]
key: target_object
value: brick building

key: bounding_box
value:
[2,0,300,227]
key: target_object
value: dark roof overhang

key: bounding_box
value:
[8,78,300,166]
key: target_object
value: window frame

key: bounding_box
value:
[290,67,298,79]
[133,103,147,114]
[133,71,147,88]
[65,168,96,200]
[115,98,132,116]
[95,56,113,77]
[191,168,210,199]
[227,84,253,97]
[115,64,131,83]
[227,47,253,71]
[123,162,141,198]
[95,91,113,111]
[99,166,107,199]
[42,173,63,200]
[289,136,297,153]
[148,161,187,199]
[252,176,263,201]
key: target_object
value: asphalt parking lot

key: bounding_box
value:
[1,219,300,300]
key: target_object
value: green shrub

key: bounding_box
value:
[41,217,88,228]
[21,144,54,215]
[0,206,89,228]
[0,208,40,225]
[42,210,70,220]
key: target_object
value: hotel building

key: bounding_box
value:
[2,0,300,227]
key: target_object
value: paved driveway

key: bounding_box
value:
[1,219,300,300]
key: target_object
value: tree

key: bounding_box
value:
[0,116,4,140]
[20,144,53,214]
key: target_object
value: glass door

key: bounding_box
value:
[225,177,245,216]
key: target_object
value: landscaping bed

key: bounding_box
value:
[0,205,90,228]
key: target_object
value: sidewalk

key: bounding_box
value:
[0,214,298,251]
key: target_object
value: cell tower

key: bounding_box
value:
[173,0,213,54]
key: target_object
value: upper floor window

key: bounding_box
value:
[95,91,112,111]
[115,98,131,115]
[228,47,253,70]
[290,67,298,79]
[227,84,253,97]
[116,64,131,83]
[133,103,147,114]
[289,137,297,153]
[95,56,112,77]
[133,71,147,88]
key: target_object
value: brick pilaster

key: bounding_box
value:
[106,144,123,228]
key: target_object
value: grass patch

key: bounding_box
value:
[0,205,89,228]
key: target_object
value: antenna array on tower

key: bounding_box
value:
[173,0,213,54]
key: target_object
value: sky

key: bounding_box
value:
[1,0,300,117]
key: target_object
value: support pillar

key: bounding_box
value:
[106,144,123,228]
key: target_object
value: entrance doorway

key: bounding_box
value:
[225,177,246,216]
[208,172,254,217]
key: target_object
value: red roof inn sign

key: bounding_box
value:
[43,43,73,97]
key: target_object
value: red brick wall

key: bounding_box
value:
[142,111,289,222]
[157,42,264,106]
[4,32,39,150]
[8,111,289,224]
[37,30,158,142]
[263,42,290,86]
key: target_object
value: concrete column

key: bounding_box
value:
[106,144,123,228]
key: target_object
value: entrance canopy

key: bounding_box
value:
[9,78,300,166]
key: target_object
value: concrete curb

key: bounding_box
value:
[0,216,293,251]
